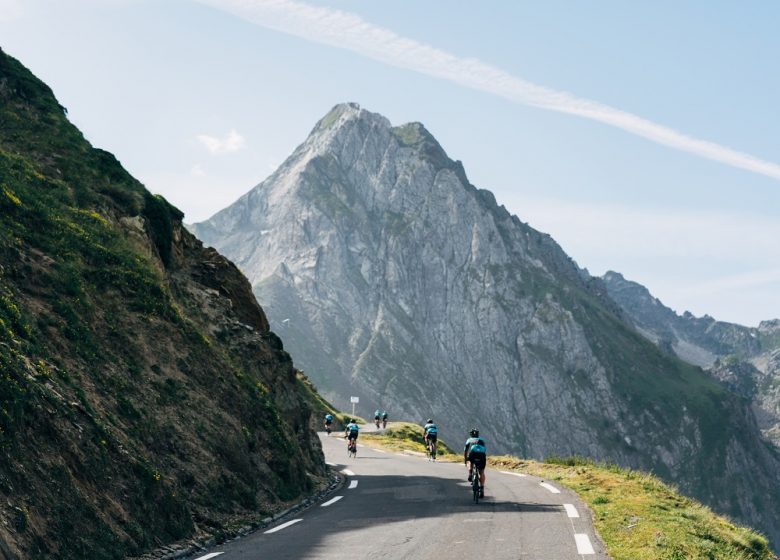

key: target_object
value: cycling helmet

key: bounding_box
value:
[470,428,479,437]
[427,419,433,423]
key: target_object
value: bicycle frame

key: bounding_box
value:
[471,463,481,503]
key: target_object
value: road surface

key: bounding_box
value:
[192,432,608,559]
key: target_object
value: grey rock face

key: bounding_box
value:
[603,270,780,448]
[193,103,780,543]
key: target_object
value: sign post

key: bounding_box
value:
[350,396,359,418]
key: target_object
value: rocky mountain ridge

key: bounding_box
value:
[0,48,325,559]
[602,270,780,447]
[193,102,780,543]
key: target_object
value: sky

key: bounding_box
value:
[1,0,779,326]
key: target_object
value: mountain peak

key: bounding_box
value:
[312,102,390,134]
[294,103,467,187]
[603,270,626,282]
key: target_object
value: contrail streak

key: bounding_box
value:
[195,0,780,181]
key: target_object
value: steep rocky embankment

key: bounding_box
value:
[603,271,780,447]
[0,48,325,559]
[193,103,780,543]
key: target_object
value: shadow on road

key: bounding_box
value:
[231,470,569,559]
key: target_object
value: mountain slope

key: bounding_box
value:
[193,102,780,543]
[0,48,325,559]
[603,270,780,447]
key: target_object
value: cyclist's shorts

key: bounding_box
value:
[468,451,486,470]
[347,432,359,441]
[426,434,438,444]
[325,419,333,425]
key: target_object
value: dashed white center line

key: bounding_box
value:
[540,482,561,494]
[348,480,359,489]
[499,470,526,477]
[341,469,355,476]
[321,496,344,507]
[563,503,580,518]
[193,554,224,560]
[264,519,302,534]
[574,533,595,555]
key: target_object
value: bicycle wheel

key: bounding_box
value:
[472,467,480,503]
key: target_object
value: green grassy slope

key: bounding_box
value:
[496,456,775,560]
[0,48,326,559]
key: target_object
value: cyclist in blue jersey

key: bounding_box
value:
[345,419,360,451]
[374,409,381,428]
[381,410,388,429]
[423,419,438,459]
[423,419,438,445]
[324,413,334,435]
[464,428,487,497]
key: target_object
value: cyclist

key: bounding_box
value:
[324,413,334,435]
[381,410,388,429]
[423,419,438,459]
[345,418,360,452]
[464,428,487,498]
[374,409,381,428]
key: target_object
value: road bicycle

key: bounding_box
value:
[470,463,481,503]
[324,423,332,436]
[427,438,437,461]
[347,438,357,458]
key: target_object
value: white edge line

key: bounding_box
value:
[193,554,224,560]
[326,462,335,466]
[540,482,561,494]
[264,518,302,534]
[574,533,595,555]
[320,495,344,507]
[499,470,527,477]
[348,480,358,489]
[341,469,355,476]
[563,503,580,518]
[374,448,387,453]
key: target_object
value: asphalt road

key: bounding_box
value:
[193,432,608,559]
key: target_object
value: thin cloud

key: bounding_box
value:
[194,0,780,182]
[685,268,780,296]
[196,129,246,155]
[505,195,780,262]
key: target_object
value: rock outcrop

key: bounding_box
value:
[0,48,325,559]
[193,103,780,543]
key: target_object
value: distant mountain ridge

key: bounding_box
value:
[602,271,780,367]
[193,102,780,543]
[602,270,780,447]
